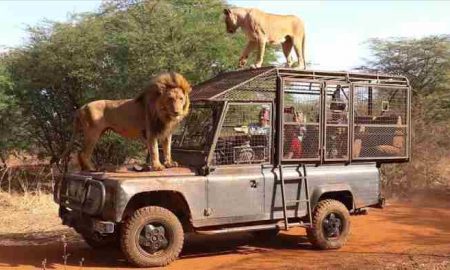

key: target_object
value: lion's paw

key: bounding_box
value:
[164,161,178,168]
[152,163,165,171]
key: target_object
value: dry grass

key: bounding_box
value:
[0,192,65,235]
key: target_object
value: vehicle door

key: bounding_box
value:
[206,102,273,220]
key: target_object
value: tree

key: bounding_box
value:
[365,35,450,95]
[363,35,450,193]
[3,0,277,170]
[0,58,29,166]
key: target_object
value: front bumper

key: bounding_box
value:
[57,174,115,234]
[57,174,106,216]
[59,206,115,234]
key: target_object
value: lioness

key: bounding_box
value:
[63,72,191,171]
[224,7,306,69]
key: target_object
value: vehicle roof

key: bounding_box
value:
[190,66,409,102]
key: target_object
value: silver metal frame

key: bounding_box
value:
[351,84,410,161]
[281,77,323,163]
[208,101,274,167]
[193,67,411,165]
[323,82,351,162]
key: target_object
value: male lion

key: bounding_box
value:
[224,7,306,69]
[63,72,191,171]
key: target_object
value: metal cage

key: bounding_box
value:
[191,67,411,165]
[211,102,273,166]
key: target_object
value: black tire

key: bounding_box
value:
[81,232,119,249]
[252,229,280,240]
[306,199,350,250]
[120,206,184,267]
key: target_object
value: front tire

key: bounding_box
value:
[306,199,350,249]
[120,206,184,267]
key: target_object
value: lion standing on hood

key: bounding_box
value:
[64,72,191,171]
[224,7,306,69]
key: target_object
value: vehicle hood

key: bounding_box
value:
[71,167,197,182]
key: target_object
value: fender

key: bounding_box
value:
[310,183,356,210]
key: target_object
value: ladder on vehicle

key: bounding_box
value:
[278,163,313,230]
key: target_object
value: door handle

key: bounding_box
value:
[250,180,258,188]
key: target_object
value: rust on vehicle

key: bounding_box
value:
[77,167,197,181]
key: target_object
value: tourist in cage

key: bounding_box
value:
[285,111,307,159]
[249,105,271,135]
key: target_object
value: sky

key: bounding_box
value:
[1,0,449,70]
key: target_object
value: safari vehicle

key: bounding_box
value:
[55,67,411,267]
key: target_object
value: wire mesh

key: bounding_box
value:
[282,80,321,161]
[191,67,275,101]
[325,84,350,160]
[214,71,277,101]
[172,104,221,150]
[353,86,408,159]
[187,68,410,164]
[212,103,272,165]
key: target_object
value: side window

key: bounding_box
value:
[172,105,216,150]
[282,80,321,161]
[212,103,272,165]
[325,84,350,161]
[353,85,408,159]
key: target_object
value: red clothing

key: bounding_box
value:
[290,137,303,158]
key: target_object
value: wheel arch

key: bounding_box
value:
[311,185,354,211]
[122,190,193,232]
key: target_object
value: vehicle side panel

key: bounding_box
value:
[111,175,207,223]
[194,163,379,227]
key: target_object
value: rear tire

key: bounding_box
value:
[120,206,184,267]
[306,199,350,249]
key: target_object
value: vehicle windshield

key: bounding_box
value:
[172,103,221,150]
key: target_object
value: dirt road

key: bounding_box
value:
[0,197,449,270]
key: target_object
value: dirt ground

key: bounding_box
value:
[0,194,449,270]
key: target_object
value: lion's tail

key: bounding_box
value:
[51,110,81,166]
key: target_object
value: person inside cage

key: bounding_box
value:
[284,111,307,159]
[248,105,271,135]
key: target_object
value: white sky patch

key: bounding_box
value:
[1,0,450,71]
[375,21,450,39]
[229,0,450,71]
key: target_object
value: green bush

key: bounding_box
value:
[92,131,144,168]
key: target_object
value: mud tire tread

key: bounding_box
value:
[120,206,184,267]
[306,199,350,250]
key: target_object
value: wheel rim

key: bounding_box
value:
[137,223,170,255]
[322,212,343,239]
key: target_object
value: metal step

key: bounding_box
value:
[196,220,313,235]
[277,178,307,183]
[276,219,312,229]
[286,221,312,228]
[196,223,279,235]
[286,199,309,204]
[278,163,312,231]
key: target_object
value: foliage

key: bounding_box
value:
[92,131,144,169]
[0,60,30,166]
[365,35,450,95]
[2,0,277,169]
[364,35,450,195]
